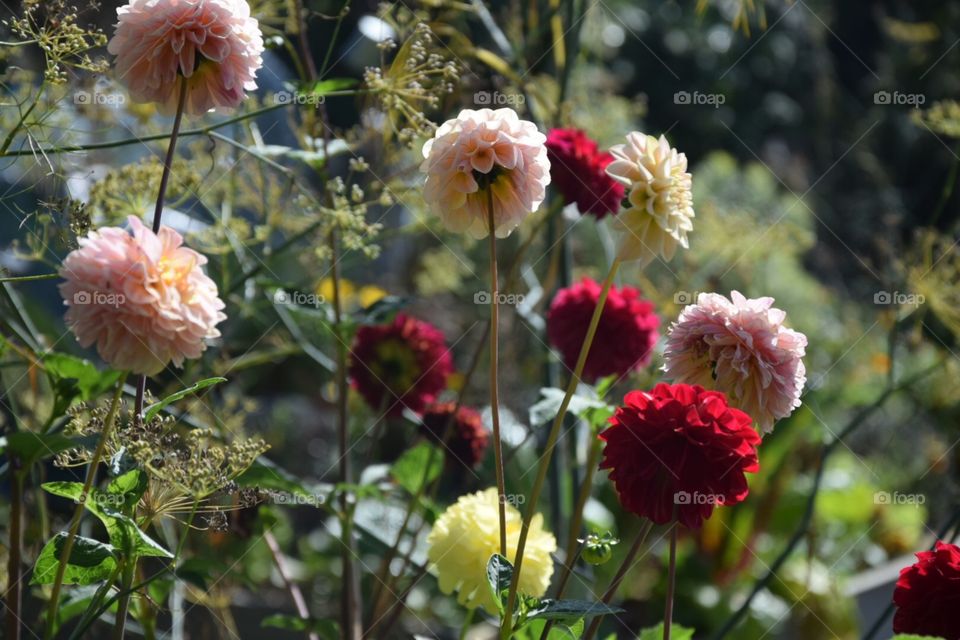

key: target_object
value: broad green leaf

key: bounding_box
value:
[31,534,117,585]
[637,623,695,640]
[529,387,615,430]
[514,618,585,640]
[44,353,123,401]
[105,469,148,512]
[1,432,94,468]
[390,441,443,495]
[486,554,513,612]
[143,377,227,421]
[525,599,625,622]
[261,614,339,638]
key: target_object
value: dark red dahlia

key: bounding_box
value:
[893,541,960,639]
[547,277,660,383]
[545,128,624,218]
[599,383,760,529]
[419,402,489,469]
[349,314,453,416]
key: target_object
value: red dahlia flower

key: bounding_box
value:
[599,383,760,529]
[420,403,489,469]
[545,128,624,218]
[547,278,660,382]
[349,314,453,416]
[893,541,960,639]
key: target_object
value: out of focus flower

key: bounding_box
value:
[316,278,386,312]
[605,132,694,264]
[420,108,550,238]
[893,541,960,638]
[663,291,807,433]
[547,278,659,382]
[59,216,226,375]
[108,0,264,115]
[349,314,452,416]
[545,128,623,218]
[426,488,556,611]
[599,383,760,529]
[420,402,489,469]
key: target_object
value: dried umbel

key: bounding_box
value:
[605,132,694,264]
[108,0,264,114]
[420,107,551,239]
[426,488,556,612]
[59,216,226,376]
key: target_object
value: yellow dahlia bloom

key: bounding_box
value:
[605,132,694,265]
[426,488,556,612]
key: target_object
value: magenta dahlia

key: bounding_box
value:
[599,383,760,529]
[419,402,489,469]
[547,277,660,383]
[893,541,960,639]
[349,314,453,416]
[545,128,624,218]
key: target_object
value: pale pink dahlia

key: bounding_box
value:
[605,132,694,265]
[420,108,551,238]
[59,216,226,376]
[663,291,807,434]
[108,0,264,115]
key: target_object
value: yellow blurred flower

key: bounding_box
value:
[426,488,556,612]
[315,278,386,311]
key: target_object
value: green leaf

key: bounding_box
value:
[529,387,615,430]
[236,459,330,506]
[525,599,625,622]
[390,441,443,495]
[143,377,227,421]
[304,78,358,96]
[1,432,94,468]
[637,623,695,640]
[31,533,117,585]
[486,554,513,612]
[44,353,123,401]
[513,618,585,640]
[105,469,148,512]
[261,614,339,638]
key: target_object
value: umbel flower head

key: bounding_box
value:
[108,0,264,115]
[663,291,807,434]
[599,383,760,529]
[349,314,453,416]
[420,402,489,470]
[426,488,556,611]
[547,277,660,382]
[59,216,226,376]
[893,541,960,638]
[420,107,551,238]
[605,132,694,264]
[545,128,624,218]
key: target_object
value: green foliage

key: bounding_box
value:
[261,614,339,638]
[31,534,117,585]
[143,376,227,422]
[391,441,444,495]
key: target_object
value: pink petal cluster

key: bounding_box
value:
[420,108,551,239]
[663,291,806,433]
[59,216,226,376]
[108,0,264,115]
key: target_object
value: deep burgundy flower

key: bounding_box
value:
[349,314,453,416]
[420,402,489,469]
[547,277,660,383]
[545,128,624,218]
[599,383,760,529]
[893,541,960,639]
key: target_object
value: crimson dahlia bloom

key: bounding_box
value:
[349,314,453,416]
[893,541,960,639]
[599,383,760,529]
[420,403,489,469]
[547,277,659,382]
[545,128,624,218]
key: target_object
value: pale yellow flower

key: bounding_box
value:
[605,132,695,265]
[426,488,556,611]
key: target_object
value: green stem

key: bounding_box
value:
[44,376,127,639]
[459,607,475,640]
[501,258,621,638]
[111,555,137,640]
[487,187,508,557]
[0,273,58,283]
[6,460,23,640]
[663,523,678,640]
[0,90,42,154]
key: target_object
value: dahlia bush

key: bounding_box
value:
[2,1,958,639]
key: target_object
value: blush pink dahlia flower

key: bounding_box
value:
[663,291,807,434]
[108,0,264,115]
[59,216,226,376]
[420,108,551,238]
[605,132,694,265]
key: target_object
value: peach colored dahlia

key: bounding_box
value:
[59,216,226,376]
[663,291,807,434]
[420,108,550,239]
[605,132,694,265]
[108,0,264,115]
